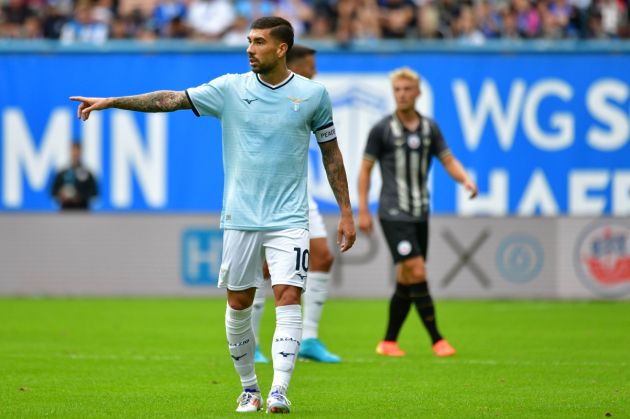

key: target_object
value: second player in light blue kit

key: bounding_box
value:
[252,45,343,365]
[71,16,356,415]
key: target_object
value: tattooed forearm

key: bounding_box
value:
[111,91,191,113]
[320,141,352,211]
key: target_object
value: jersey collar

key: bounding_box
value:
[255,72,295,90]
[393,111,423,133]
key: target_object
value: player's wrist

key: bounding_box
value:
[340,208,353,217]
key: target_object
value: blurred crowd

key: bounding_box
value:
[1,0,628,44]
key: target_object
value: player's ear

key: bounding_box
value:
[277,42,288,59]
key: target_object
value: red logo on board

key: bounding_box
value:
[575,223,630,297]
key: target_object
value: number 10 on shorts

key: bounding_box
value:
[294,247,309,272]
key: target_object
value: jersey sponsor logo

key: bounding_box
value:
[407,134,421,149]
[574,222,630,297]
[496,234,544,283]
[242,98,258,104]
[397,240,412,256]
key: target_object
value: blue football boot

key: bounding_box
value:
[298,338,341,363]
[254,345,269,364]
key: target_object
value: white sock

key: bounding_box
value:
[271,305,302,390]
[252,287,266,345]
[225,304,258,391]
[302,272,330,340]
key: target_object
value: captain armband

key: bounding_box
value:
[314,123,337,143]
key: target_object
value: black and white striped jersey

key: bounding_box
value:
[364,113,451,222]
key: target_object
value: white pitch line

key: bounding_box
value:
[332,358,628,368]
[432,359,629,367]
[1,353,183,361]
[66,353,183,361]
[4,354,627,368]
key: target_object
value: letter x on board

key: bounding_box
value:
[440,228,491,289]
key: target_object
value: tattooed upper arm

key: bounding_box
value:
[153,91,191,112]
[171,91,192,111]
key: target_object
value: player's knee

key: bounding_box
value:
[321,250,334,271]
[227,294,254,311]
[311,249,334,272]
[227,287,256,310]
[412,271,427,283]
[274,285,302,306]
[276,294,301,306]
[228,300,250,311]
[409,266,426,282]
[402,261,426,283]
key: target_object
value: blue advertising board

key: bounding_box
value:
[1,44,629,215]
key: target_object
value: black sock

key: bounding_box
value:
[384,283,412,341]
[409,282,443,344]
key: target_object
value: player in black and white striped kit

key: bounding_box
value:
[358,67,478,357]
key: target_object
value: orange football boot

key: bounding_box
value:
[376,340,406,357]
[432,339,456,357]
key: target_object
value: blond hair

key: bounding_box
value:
[389,67,421,86]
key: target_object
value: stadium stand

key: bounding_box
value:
[0,0,628,42]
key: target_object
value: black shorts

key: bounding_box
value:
[379,219,429,263]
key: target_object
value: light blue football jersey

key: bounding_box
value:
[186,71,337,231]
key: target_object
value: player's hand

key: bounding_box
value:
[337,212,356,253]
[69,96,111,121]
[358,211,373,235]
[464,179,478,199]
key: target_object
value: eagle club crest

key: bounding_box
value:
[288,96,307,111]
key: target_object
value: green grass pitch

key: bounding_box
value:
[1,298,628,418]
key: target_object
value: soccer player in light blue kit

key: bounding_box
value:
[70,16,356,414]
[252,45,342,365]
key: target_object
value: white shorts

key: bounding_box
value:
[308,194,328,240]
[218,228,309,291]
